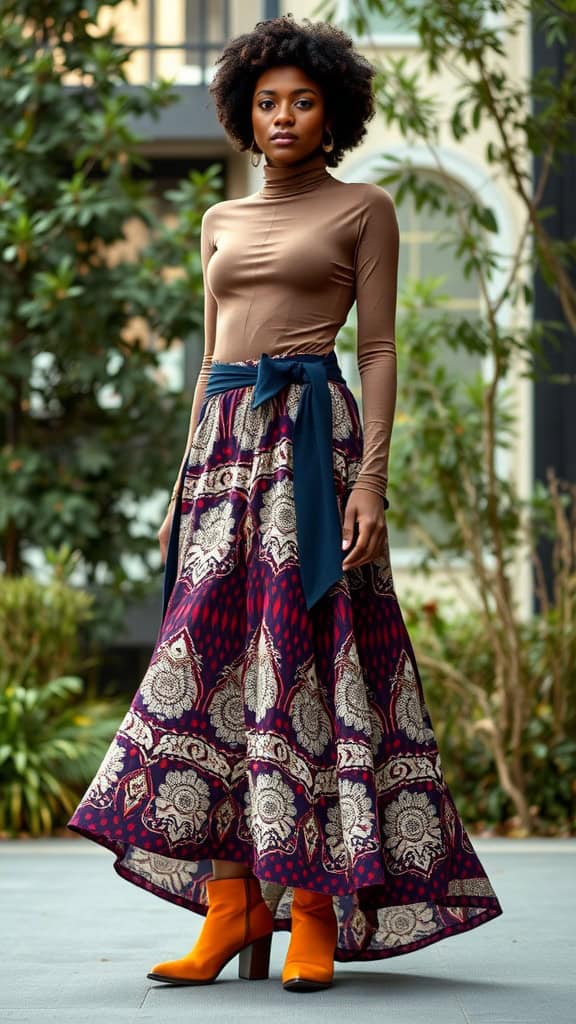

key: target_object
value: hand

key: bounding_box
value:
[157,504,175,566]
[341,488,387,571]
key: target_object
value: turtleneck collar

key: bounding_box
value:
[260,150,330,199]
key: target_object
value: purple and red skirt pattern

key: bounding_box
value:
[68,357,503,961]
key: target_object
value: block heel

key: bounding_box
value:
[238,932,272,980]
[147,876,274,985]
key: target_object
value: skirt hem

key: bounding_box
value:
[67,823,504,963]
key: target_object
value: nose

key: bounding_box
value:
[273,101,295,126]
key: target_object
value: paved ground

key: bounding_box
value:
[0,837,574,1024]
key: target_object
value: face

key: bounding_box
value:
[251,64,331,167]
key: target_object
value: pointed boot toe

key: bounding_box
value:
[281,888,338,993]
[282,960,333,992]
[147,876,274,985]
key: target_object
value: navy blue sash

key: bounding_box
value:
[162,350,347,618]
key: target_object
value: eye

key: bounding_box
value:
[255,96,313,110]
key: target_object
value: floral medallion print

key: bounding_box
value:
[207,664,245,747]
[334,634,372,735]
[324,805,347,871]
[289,658,332,756]
[68,367,503,964]
[257,476,298,573]
[124,848,199,895]
[245,769,298,854]
[340,780,377,854]
[372,903,438,949]
[186,395,220,465]
[139,631,202,721]
[82,739,126,808]
[180,501,237,586]
[391,650,436,745]
[146,769,211,847]
[243,623,280,724]
[383,790,445,875]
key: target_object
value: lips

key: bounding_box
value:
[270,133,297,141]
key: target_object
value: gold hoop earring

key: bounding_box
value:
[250,140,262,167]
[321,128,334,153]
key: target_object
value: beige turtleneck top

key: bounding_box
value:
[187,150,399,500]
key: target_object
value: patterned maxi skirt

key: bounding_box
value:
[68,355,503,962]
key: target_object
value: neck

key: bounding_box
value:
[260,150,330,199]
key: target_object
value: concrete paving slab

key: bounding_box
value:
[0,837,574,1024]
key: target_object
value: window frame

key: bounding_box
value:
[337,0,503,49]
[336,0,421,47]
[336,145,518,570]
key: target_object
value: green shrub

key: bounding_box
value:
[0,674,123,836]
[405,601,576,836]
[0,575,124,836]
[0,575,92,686]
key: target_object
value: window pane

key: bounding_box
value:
[355,0,425,36]
[419,243,480,302]
[185,0,229,45]
[351,1,473,37]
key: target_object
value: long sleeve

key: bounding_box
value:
[351,187,399,501]
[187,207,218,437]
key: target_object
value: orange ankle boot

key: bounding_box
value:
[282,888,338,992]
[147,876,274,985]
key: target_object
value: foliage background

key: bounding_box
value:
[0,0,223,642]
[0,0,574,834]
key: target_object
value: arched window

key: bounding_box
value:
[339,168,485,389]
[336,169,485,556]
[395,171,484,380]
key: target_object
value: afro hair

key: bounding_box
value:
[207,13,376,168]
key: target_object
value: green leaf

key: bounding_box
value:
[477,206,499,233]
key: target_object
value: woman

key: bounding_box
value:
[68,14,503,994]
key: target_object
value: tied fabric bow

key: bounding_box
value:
[251,352,345,610]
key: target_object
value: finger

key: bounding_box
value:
[342,519,372,569]
[341,500,358,551]
[344,517,386,569]
[365,523,387,559]
[356,526,387,567]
